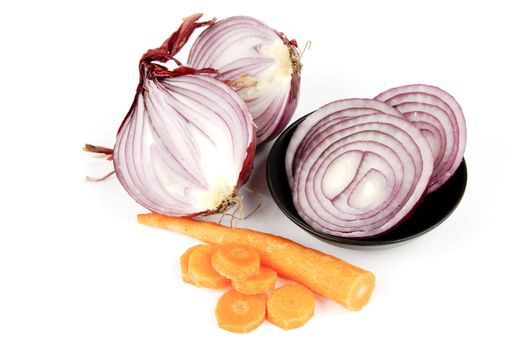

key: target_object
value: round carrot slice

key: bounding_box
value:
[188,245,230,289]
[232,266,277,295]
[266,284,315,330]
[180,245,200,284]
[215,289,266,333]
[211,243,260,280]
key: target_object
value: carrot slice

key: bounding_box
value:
[211,243,260,281]
[138,214,375,311]
[179,245,200,284]
[187,245,230,289]
[232,266,277,295]
[215,289,266,333]
[266,284,315,330]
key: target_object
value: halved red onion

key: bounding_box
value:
[187,16,301,145]
[286,99,433,238]
[375,84,466,192]
[113,15,255,217]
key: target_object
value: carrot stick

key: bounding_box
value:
[212,243,260,281]
[215,289,266,333]
[138,214,375,311]
[266,284,315,330]
[232,266,277,295]
[187,244,230,289]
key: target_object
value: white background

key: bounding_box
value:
[1,0,524,349]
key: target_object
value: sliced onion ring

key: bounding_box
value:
[285,98,404,188]
[375,84,466,192]
[286,99,433,238]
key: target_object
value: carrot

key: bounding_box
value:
[211,243,260,281]
[187,244,230,289]
[266,284,315,330]
[138,214,375,311]
[215,289,266,333]
[232,266,277,295]
[180,245,204,284]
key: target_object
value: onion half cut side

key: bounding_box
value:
[113,15,255,218]
[114,75,255,217]
[188,16,301,145]
[286,99,434,238]
[375,84,466,192]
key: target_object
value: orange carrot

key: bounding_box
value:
[266,284,315,330]
[215,289,266,333]
[138,214,375,311]
[179,245,199,285]
[232,266,277,295]
[187,244,230,289]
[211,243,260,281]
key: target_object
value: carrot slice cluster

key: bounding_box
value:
[179,242,315,333]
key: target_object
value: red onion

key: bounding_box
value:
[375,84,466,192]
[285,99,405,188]
[187,16,301,145]
[113,14,255,217]
[286,99,433,238]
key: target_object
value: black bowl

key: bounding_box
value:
[266,115,468,247]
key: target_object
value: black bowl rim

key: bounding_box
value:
[266,115,468,247]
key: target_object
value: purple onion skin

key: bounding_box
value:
[263,70,301,144]
[236,132,256,188]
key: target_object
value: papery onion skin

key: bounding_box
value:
[286,99,434,238]
[187,16,301,145]
[375,84,466,192]
[113,14,255,218]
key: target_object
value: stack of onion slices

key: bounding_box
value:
[285,85,466,238]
